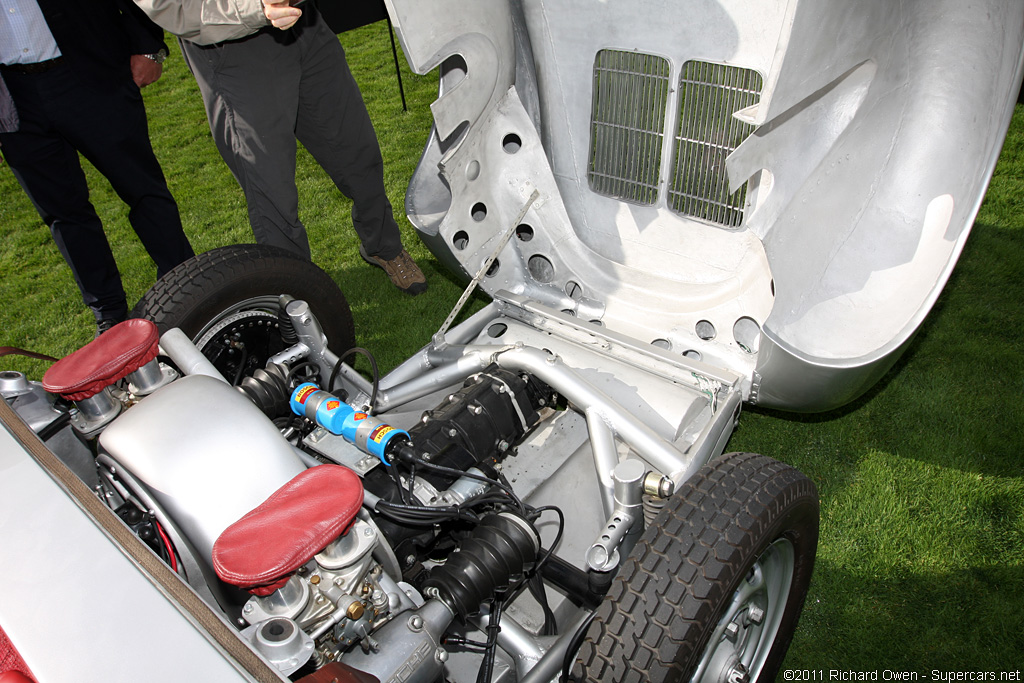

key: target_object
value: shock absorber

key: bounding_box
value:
[290,383,409,464]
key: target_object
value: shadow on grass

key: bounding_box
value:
[732,221,1024,481]
[787,560,1024,671]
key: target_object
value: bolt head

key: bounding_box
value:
[724,621,740,640]
[747,605,765,625]
[408,615,424,632]
[435,647,449,663]
[728,663,750,683]
[347,602,365,620]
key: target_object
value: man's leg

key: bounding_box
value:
[292,12,404,260]
[60,77,194,279]
[180,34,311,259]
[0,70,128,321]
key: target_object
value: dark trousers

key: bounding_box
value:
[179,7,402,261]
[0,62,193,321]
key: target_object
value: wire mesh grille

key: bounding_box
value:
[588,50,670,205]
[669,61,762,227]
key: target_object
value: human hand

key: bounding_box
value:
[263,0,302,30]
[130,54,163,88]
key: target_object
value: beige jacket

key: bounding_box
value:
[132,0,270,45]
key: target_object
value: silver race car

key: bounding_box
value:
[2,1,1022,681]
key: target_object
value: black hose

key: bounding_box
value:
[329,347,379,413]
[231,346,248,386]
[37,411,71,442]
[560,611,597,683]
[539,555,602,610]
[394,445,527,514]
[476,598,504,683]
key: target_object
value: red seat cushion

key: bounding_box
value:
[213,465,364,594]
[0,673,34,683]
[42,319,159,401]
[1,623,34,683]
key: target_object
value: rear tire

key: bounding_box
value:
[574,452,819,683]
[131,244,355,384]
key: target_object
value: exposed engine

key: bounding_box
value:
[3,313,604,683]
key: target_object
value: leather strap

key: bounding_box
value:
[0,347,58,363]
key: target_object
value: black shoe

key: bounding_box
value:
[95,317,126,337]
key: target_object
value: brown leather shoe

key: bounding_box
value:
[360,246,427,295]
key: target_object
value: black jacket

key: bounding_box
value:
[34,0,168,89]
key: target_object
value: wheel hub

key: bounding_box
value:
[691,538,796,683]
[197,310,281,384]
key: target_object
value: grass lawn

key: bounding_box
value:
[2,20,1022,676]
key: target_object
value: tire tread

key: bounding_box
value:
[575,452,819,683]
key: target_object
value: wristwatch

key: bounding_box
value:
[143,48,168,64]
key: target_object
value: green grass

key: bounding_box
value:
[2,21,1022,675]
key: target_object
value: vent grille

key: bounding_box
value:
[588,50,670,205]
[669,61,762,227]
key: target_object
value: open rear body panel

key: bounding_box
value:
[388,0,1024,412]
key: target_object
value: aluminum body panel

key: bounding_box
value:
[387,0,1024,412]
[99,373,305,566]
[0,419,263,683]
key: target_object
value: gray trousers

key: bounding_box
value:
[180,9,403,260]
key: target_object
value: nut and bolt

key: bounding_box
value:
[408,615,424,632]
[642,471,675,499]
[728,663,750,683]
[435,647,449,663]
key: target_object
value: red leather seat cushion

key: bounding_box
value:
[0,673,34,683]
[1,623,34,683]
[213,465,364,593]
[42,319,159,401]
